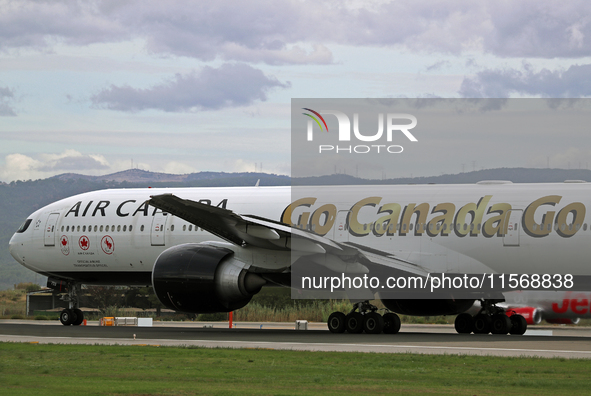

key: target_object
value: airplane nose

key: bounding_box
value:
[9,234,24,265]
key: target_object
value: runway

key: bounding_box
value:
[2,320,591,359]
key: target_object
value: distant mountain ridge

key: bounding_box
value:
[52,169,291,184]
[50,167,591,185]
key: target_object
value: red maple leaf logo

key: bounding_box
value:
[80,237,88,248]
[61,237,67,246]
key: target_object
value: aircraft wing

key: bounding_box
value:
[148,193,340,254]
[148,194,429,276]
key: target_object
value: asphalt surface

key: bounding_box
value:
[2,320,591,358]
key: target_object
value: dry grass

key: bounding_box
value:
[0,288,26,317]
[234,300,354,322]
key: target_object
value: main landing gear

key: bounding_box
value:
[454,299,527,335]
[327,301,401,334]
[58,283,84,326]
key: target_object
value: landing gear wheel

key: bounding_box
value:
[473,314,492,334]
[509,314,527,335]
[59,309,75,326]
[72,308,84,326]
[491,314,511,334]
[327,312,346,333]
[454,313,474,334]
[382,313,401,334]
[345,312,364,333]
[363,312,384,334]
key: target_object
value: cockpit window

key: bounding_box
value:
[16,219,32,233]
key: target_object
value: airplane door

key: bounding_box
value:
[44,213,60,246]
[151,212,168,246]
[333,210,350,242]
[503,209,522,247]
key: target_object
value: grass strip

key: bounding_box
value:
[1,342,591,395]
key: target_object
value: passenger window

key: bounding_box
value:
[183,225,186,231]
[61,226,64,232]
[67,226,70,232]
[94,225,98,232]
[77,226,80,232]
[117,225,121,232]
[83,226,86,232]
[171,225,175,231]
[100,225,104,232]
[189,225,193,231]
[123,225,127,232]
[140,225,145,232]
[129,225,133,232]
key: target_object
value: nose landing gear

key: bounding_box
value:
[59,308,84,326]
[57,283,84,326]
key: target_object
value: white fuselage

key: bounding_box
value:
[9,183,591,285]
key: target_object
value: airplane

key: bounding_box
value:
[464,290,591,326]
[9,181,591,335]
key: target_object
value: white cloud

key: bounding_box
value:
[3,1,591,63]
[0,150,112,181]
[90,63,289,112]
[527,148,591,170]
[0,153,42,181]
[459,63,591,98]
[163,161,196,175]
[0,85,16,116]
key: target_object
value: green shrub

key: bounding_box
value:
[10,314,24,319]
[26,284,41,292]
[198,312,228,321]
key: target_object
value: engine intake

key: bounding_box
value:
[152,243,266,313]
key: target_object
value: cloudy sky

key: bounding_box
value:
[2,0,591,182]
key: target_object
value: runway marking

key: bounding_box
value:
[2,334,591,357]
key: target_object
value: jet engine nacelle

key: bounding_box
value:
[505,307,542,325]
[152,243,266,313]
[545,317,580,325]
[380,299,475,316]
